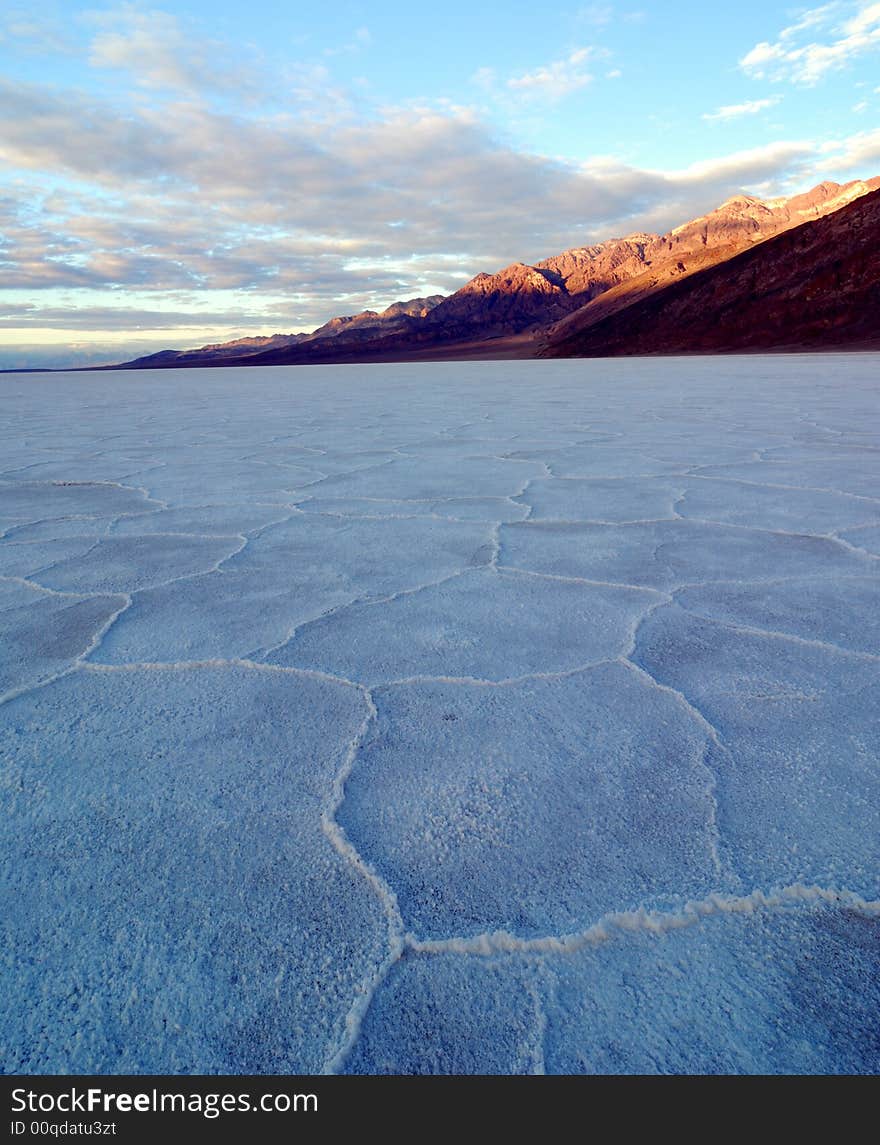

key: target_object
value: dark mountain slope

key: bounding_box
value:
[541,187,880,358]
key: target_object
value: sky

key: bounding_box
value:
[1,1,879,368]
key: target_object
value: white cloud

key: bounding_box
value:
[0,301,291,332]
[779,3,842,40]
[0,11,75,53]
[0,73,842,318]
[324,26,372,57]
[507,48,596,99]
[702,97,781,121]
[846,1,880,33]
[576,4,614,26]
[818,125,880,169]
[740,1,880,84]
[471,66,497,90]
[86,4,259,96]
[652,141,816,191]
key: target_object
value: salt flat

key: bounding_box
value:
[1,356,878,1074]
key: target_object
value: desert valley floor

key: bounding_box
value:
[1,356,878,1074]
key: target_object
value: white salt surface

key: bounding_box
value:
[1,356,878,1074]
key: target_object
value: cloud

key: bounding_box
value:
[671,142,814,184]
[702,97,781,121]
[471,66,497,90]
[818,125,880,169]
[86,4,260,97]
[847,0,880,33]
[507,47,597,99]
[575,142,818,234]
[0,73,835,315]
[0,302,291,331]
[740,1,880,84]
[324,26,372,56]
[0,10,75,53]
[575,4,614,26]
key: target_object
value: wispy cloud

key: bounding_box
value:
[740,1,880,84]
[702,97,781,121]
[86,4,260,97]
[0,302,292,331]
[0,10,76,53]
[507,47,597,99]
[575,4,614,26]
[818,124,880,169]
[324,26,371,57]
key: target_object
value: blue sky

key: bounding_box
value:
[1,1,879,366]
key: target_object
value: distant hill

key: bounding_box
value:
[120,296,444,370]
[112,177,880,369]
[541,186,880,357]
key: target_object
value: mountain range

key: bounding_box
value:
[116,176,880,369]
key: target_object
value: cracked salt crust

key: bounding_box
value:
[1,356,878,1074]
